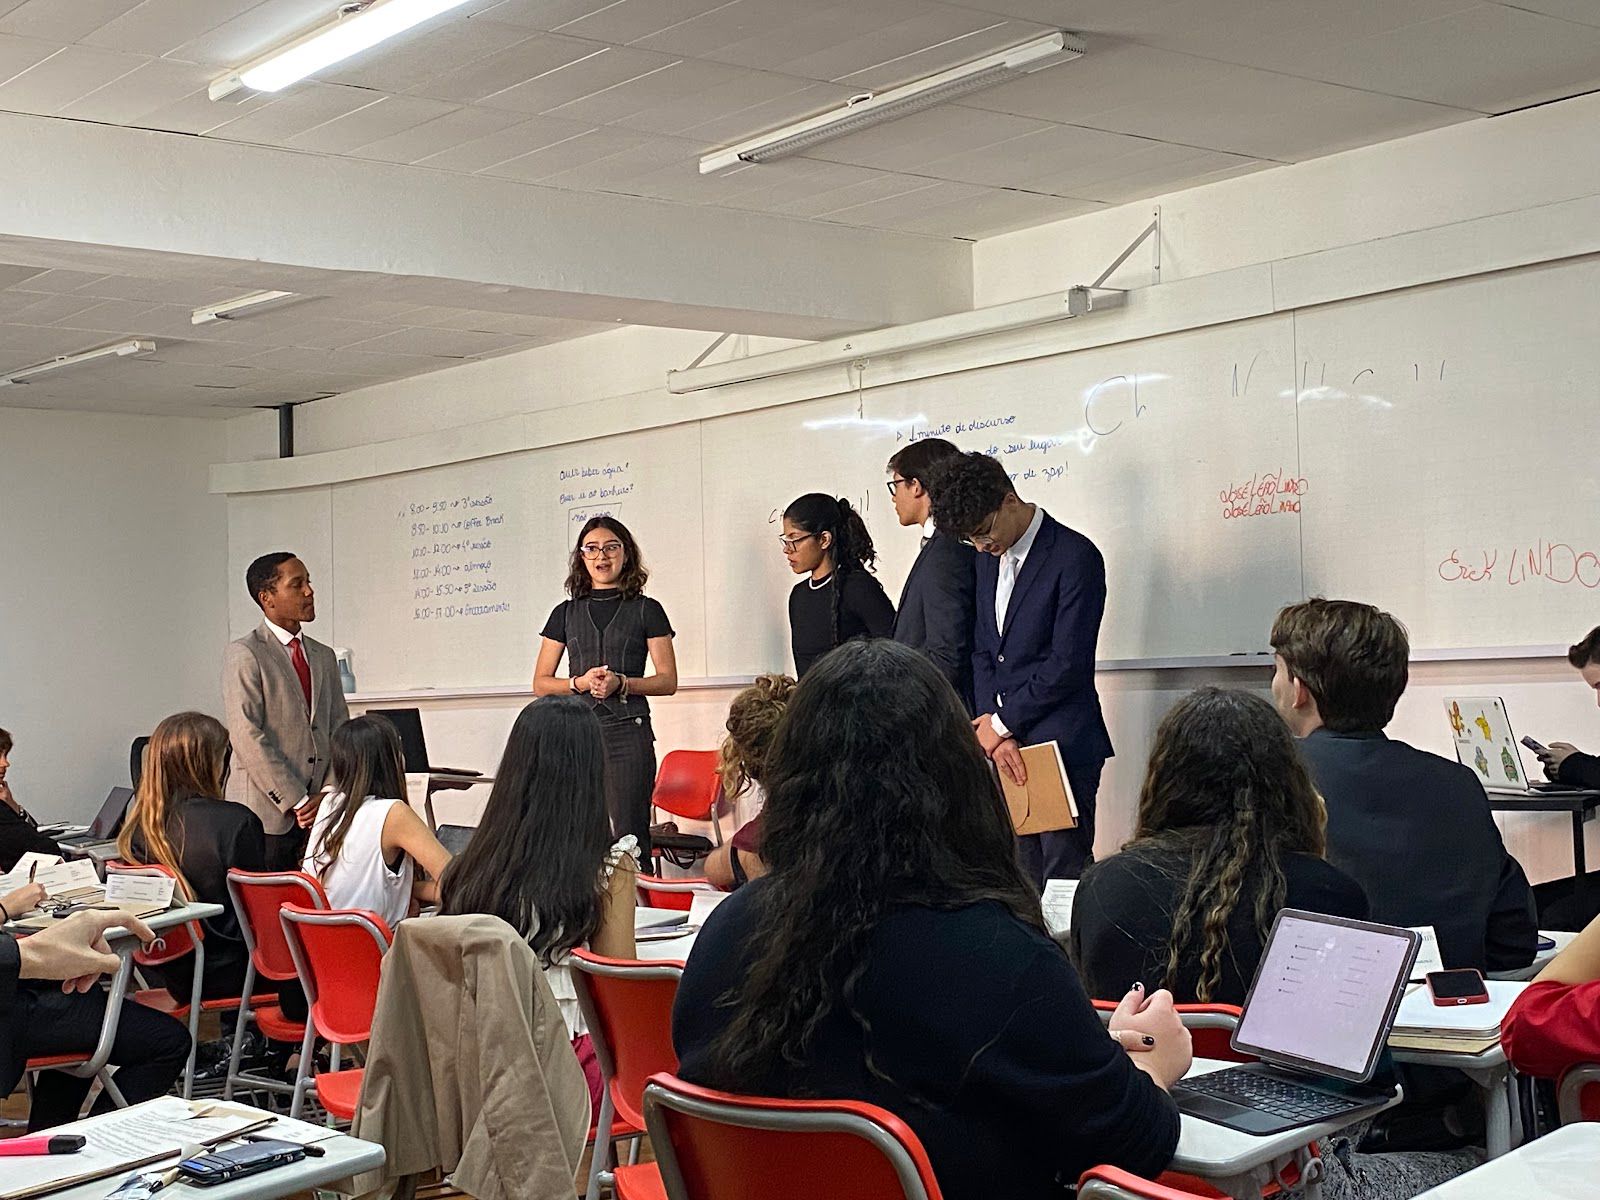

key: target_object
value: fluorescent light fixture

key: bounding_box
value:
[667,287,1122,394]
[0,339,155,387]
[192,290,300,325]
[210,0,475,100]
[700,32,1085,174]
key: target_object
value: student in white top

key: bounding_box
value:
[303,715,452,932]
[437,696,637,1118]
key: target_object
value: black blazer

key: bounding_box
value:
[893,531,976,712]
[1298,729,1538,973]
[0,802,62,873]
[972,510,1113,765]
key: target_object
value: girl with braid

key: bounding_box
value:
[779,493,894,678]
[1072,686,1366,1005]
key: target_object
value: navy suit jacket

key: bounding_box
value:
[973,511,1113,766]
[893,531,976,713]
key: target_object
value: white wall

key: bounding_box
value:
[224,91,1600,887]
[0,408,229,821]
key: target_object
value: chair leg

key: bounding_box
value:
[98,1069,129,1110]
[182,935,205,1100]
[287,1021,317,1120]
[585,1089,616,1200]
[223,964,257,1102]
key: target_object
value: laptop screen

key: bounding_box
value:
[1233,910,1419,1083]
[89,786,135,839]
[368,708,429,773]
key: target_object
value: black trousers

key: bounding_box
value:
[264,824,308,872]
[5,984,190,1130]
[1017,758,1103,888]
[602,717,656,860]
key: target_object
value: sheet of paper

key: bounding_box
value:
[0,857,100,902]
[1041,879,1079,935]
[1406,926,1446,982]
[104,872,176,907]
[687,890,728,928]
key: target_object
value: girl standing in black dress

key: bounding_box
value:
[534,517,677,858]
[781,493,894,678]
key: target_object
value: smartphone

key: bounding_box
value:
[178,1140,305,1186]
[1425,968,1490,1007]
[1521,735,1550,756]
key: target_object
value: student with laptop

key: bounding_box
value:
[437,696,639,1118]
[1072,687,1369,1005]
[0,725,64,870]
[1270,599,1538,974]
[674,640,1187,1200]
[1533,624,1600,789]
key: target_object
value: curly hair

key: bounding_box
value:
[1569,625,1600,669]
[1126,687,1326,1003]
[1270,598,1409,732]
[717,674,797,803]
[699,640,1045,1095]
[565,516,649,600]
[927,451,1012,538]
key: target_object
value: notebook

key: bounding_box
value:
[998,742,1078,835]
[1171,910,1418,1134]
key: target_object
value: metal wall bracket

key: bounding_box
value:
[1091,207,1161,290]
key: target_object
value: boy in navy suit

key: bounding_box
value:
[886,438,976,713]
[930,452,1112,884]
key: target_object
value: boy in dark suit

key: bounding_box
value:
[886,438,976,713]
[930,452,1112,884]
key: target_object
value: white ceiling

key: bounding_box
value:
[0,0,1598,417]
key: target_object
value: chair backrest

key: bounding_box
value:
[642,1073,945,1200]
[105,862,198,965]
[280,905,393,1046]
[226,869,330,982]
[571,950,683,1129]
[1091,999,1253,1064]
[637,874,717,912]
[650,750,722,823]
[1558,1063,1600,1123]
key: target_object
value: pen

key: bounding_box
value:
[28,860,37,882]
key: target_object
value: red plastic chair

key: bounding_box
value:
[571,949,685,1200]
[649,751,723,870]
[223,869,329,1102]
[639,1072,945,1200]
[1079,1166,1218,1199]
[637,874,718,911]
[1092,999,1254,1064]
[1558,1063,1600,1123]
[279,905,393,1122]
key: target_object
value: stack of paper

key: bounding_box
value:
[1389,979,1524,1054]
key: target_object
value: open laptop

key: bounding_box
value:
[47,786,134,847]
[1444,695,1573,795]
[1172,910,1419,1134]
[368,708,483,784]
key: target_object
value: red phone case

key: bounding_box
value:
[1426,971,1490,1006]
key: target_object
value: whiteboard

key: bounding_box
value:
[226,257,1600,687]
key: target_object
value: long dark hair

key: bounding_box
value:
[310,717,408,877]
[565,516,648,600]
[118,711,231,899]
[437,697,612,965]
[701,640,1043,1093]
[783,493,877,652]
[1129,687,1327,1002]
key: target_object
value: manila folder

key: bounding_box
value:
[1000,742,1078,835]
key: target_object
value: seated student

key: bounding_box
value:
[1502,908,1600,1083]
[437,697,637,1117]
[673,640,1188,1200]
[303,715,452,931]
[0,725,65,870]
[1537,624,1600,790]
[118,711,268,1002]
[2,907,191,1130]
[1073,686,1368,1005]
[1271,598,1538,974]
[703,674,795,891]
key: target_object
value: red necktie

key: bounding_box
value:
[289,636,313,714]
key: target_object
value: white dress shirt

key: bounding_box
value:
[991,504,1044,738]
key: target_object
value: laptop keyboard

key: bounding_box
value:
[1180,1068,1364,1121]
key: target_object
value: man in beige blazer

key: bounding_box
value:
[223,552,348,868]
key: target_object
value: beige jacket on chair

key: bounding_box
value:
[341,914,591,1200]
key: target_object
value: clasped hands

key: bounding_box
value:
[574,665,625,700]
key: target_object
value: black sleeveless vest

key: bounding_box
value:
[562,595,652,725]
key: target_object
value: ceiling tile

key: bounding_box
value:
[323,14,525,92]
[604,63,843,136]
[790,103,1054,173]
[83,0,263,58]
[775,6,1010,83]
[0,44,147,114]
[285,94,462,154]
[0,263,48,289]
[0,0,142,42]
[347,103,527,162]
[161,0,354,68]
[402,30,592,103]
[205,82,386,145]
[57,57,210,123]
[479,124,656,181]
[476,43,680,113]
[341,325,528,357]
[676,78,859,143]
[413,113,593,170]
[50,298,167,331]
[767,168,937,219]
[472,0,625,32]
[835,18,1056,88]
[532,131,702,190]
[128,84,273,133]
[554,0,742,45]
[1497,0,1600,27]
[0,33,55,84]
